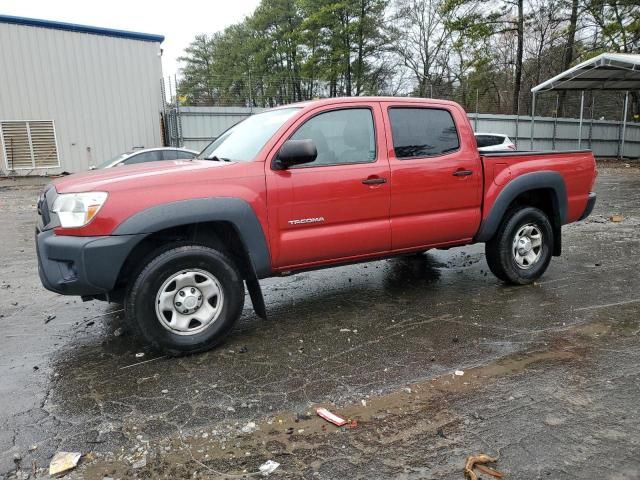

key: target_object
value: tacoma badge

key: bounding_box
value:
[288,217,325,225]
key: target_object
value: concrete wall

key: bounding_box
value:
[0,21,164,174]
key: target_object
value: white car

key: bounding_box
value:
[91,147,199,169]
[475,133,516,152]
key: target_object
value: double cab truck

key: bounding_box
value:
[36,97,597,354]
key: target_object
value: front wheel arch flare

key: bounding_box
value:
[112,197,272,278]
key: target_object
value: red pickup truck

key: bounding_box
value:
[36,97,597,354]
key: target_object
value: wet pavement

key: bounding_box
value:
[1,165,639,479]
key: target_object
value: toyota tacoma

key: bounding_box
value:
[36,97,597,354]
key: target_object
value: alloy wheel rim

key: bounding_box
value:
[512,223,543,270]
[155,269,224,335]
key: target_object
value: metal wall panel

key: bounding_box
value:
[169,108,640,159]
[177,107,265,152]
[0,22,163,174]
[474,114,639,157]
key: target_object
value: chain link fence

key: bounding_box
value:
[162,76,640,158]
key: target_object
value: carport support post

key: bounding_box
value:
[578,90,584,149]
[552,94,559,150]
[530,92,536,150]
[620,91,629,159]
[588,93,595,150]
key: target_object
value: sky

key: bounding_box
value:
[1,0,261,76]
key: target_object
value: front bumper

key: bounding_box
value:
[578,192,597,221]
[36,228,144,296]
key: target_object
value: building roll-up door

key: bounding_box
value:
[1,120,60,170]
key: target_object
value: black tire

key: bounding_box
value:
[125,244,245,355]
[485,206,554,285]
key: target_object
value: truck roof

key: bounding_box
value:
[274,96,462,110]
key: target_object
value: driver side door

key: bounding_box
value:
[265,103,391,270]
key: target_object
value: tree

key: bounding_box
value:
[176,0,639,114]
[250,0,305,103]
[177,34,218,105]
[514,0,525,114]
[557,0,580,115]
[353,0,390,94]
[392,0,452,97]
[584,0,640,53]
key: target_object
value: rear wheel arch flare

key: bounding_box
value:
[475,171,567,243]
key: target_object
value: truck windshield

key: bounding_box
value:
[198,108,300,162]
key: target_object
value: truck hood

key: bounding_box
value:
[53,160,236,193]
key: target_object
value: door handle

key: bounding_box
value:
[453,169,473,177]
[362,177,387,185]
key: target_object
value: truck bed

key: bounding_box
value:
[480,149,597,227]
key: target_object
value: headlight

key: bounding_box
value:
[52,192,108,228]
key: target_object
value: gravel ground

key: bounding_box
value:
[0,165,639,479]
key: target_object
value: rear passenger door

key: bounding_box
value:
[382,103,482,251]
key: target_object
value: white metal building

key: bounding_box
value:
[0,15,164,175]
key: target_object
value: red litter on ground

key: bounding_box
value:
[316,407,347,426]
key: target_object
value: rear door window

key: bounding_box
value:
[388,108,459,159]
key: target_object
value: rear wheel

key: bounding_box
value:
[125,244,245,355]
[485,206,554,285]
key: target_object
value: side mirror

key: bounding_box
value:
[274,139,317,170]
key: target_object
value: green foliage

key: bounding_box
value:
[178,0,390,105]
[177,0,639,115]
[584,0,639,53]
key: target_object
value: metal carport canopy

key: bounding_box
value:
[529,53,640,153]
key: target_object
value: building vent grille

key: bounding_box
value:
[1,120,60,170]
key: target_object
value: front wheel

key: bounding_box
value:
[485,206,554,285]
[125,244,245,355]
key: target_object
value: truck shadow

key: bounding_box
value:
[382,253,443,291]
[56,250,482,361]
